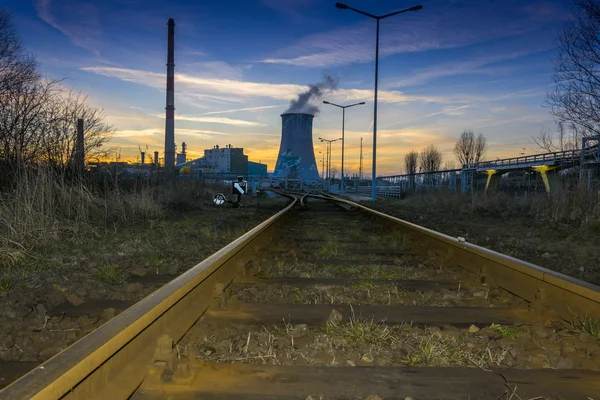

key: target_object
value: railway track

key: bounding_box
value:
[1,192,600,399]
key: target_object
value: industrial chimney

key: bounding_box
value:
[164,18,175,169]
[154,151,159,166]
[273,113,320,181]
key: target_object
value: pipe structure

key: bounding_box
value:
[164,18,176,170]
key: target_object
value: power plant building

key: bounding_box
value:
[177,145,266,176]
[203,145,248,174]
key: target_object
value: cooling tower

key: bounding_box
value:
[274,113,320,181]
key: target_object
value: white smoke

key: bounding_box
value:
[284,74,338,115]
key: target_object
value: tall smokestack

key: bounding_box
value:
[154,151,159,165]
[274,113,320,181]
[164,18,175,169]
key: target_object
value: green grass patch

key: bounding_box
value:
[562,314,600,339]
[490,323,524,339]
[92,263,127,285]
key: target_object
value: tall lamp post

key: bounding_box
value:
[335,2,423,200]
[323,100,365,194]
[318,151,326,179]
[319,137,342,191]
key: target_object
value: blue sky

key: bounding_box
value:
[3,0,575,174]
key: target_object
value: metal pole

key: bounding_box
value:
[328,142,332,191]
[341,107,345,193]
[371,18,380,201]
[359,137,363,180]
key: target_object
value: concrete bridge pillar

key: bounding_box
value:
[484,170,501,192]
[531,165,559,193]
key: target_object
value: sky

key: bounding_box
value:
[3,0,576,175]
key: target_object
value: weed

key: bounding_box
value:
[325,314,393,345]
[372,231,410,249]
[92,263,127,285]
[0,271,19,293]
[562,314,600,338]
[318,240,339,257]
[348,230,362,240]
[402,331,508,368]
[348,280,376,290]
[490,323,524,339]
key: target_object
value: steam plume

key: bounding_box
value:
[285,74,338,115]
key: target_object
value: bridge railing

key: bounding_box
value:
[464,149,582,170]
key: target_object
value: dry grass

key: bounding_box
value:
[0,168,229,275]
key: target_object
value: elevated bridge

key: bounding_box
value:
[374,136,600,195]
[464,136,600,192]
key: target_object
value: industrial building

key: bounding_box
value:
[176,145,267,177]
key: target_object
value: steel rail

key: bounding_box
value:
[305,193,600,320]
[0,195,298,400]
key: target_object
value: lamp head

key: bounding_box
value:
[359,102,366,105]
[323,101,330,104]
[409,5,423,11]
[335,2,349,9]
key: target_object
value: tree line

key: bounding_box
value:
[0,9,113,173]
[402,130,487,174]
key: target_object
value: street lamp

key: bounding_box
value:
[319,137,342,191]
[318,151,326,179]
[323,100,365,194]
[335,2,423,200]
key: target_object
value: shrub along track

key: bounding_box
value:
[1,193,600,399]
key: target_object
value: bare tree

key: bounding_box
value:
[41,90,114,168]
[0,10,114,171]
[0,9,38,96]
[454,130,487,166]
[533,122,587,152]
[443,160,457,170]
[404,150,418,174]
[419,145,443,173]
[546,0,600,136]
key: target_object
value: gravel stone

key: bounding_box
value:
[66,294,84,306]
[101,307,116,321]
[15,305,32,319]
[555,357,574,369]
[126,283,142,294]
[533,327,549,339]
[35,303,47,316]
[468,324,480,333]
[326,309,343,325]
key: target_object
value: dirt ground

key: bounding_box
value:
[365,195,600,286]
[0,197,286,365]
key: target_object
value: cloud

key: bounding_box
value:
[81,66,452,105]
[179,61,244,80]
[388,49,548,88]
[259,0,563,68]
[114,129,160,138]
[175,128,232,138]
[35,0,103,55]
[203,105,281,115]
[151,113,266,126]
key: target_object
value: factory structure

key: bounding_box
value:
[175,144,268,177]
